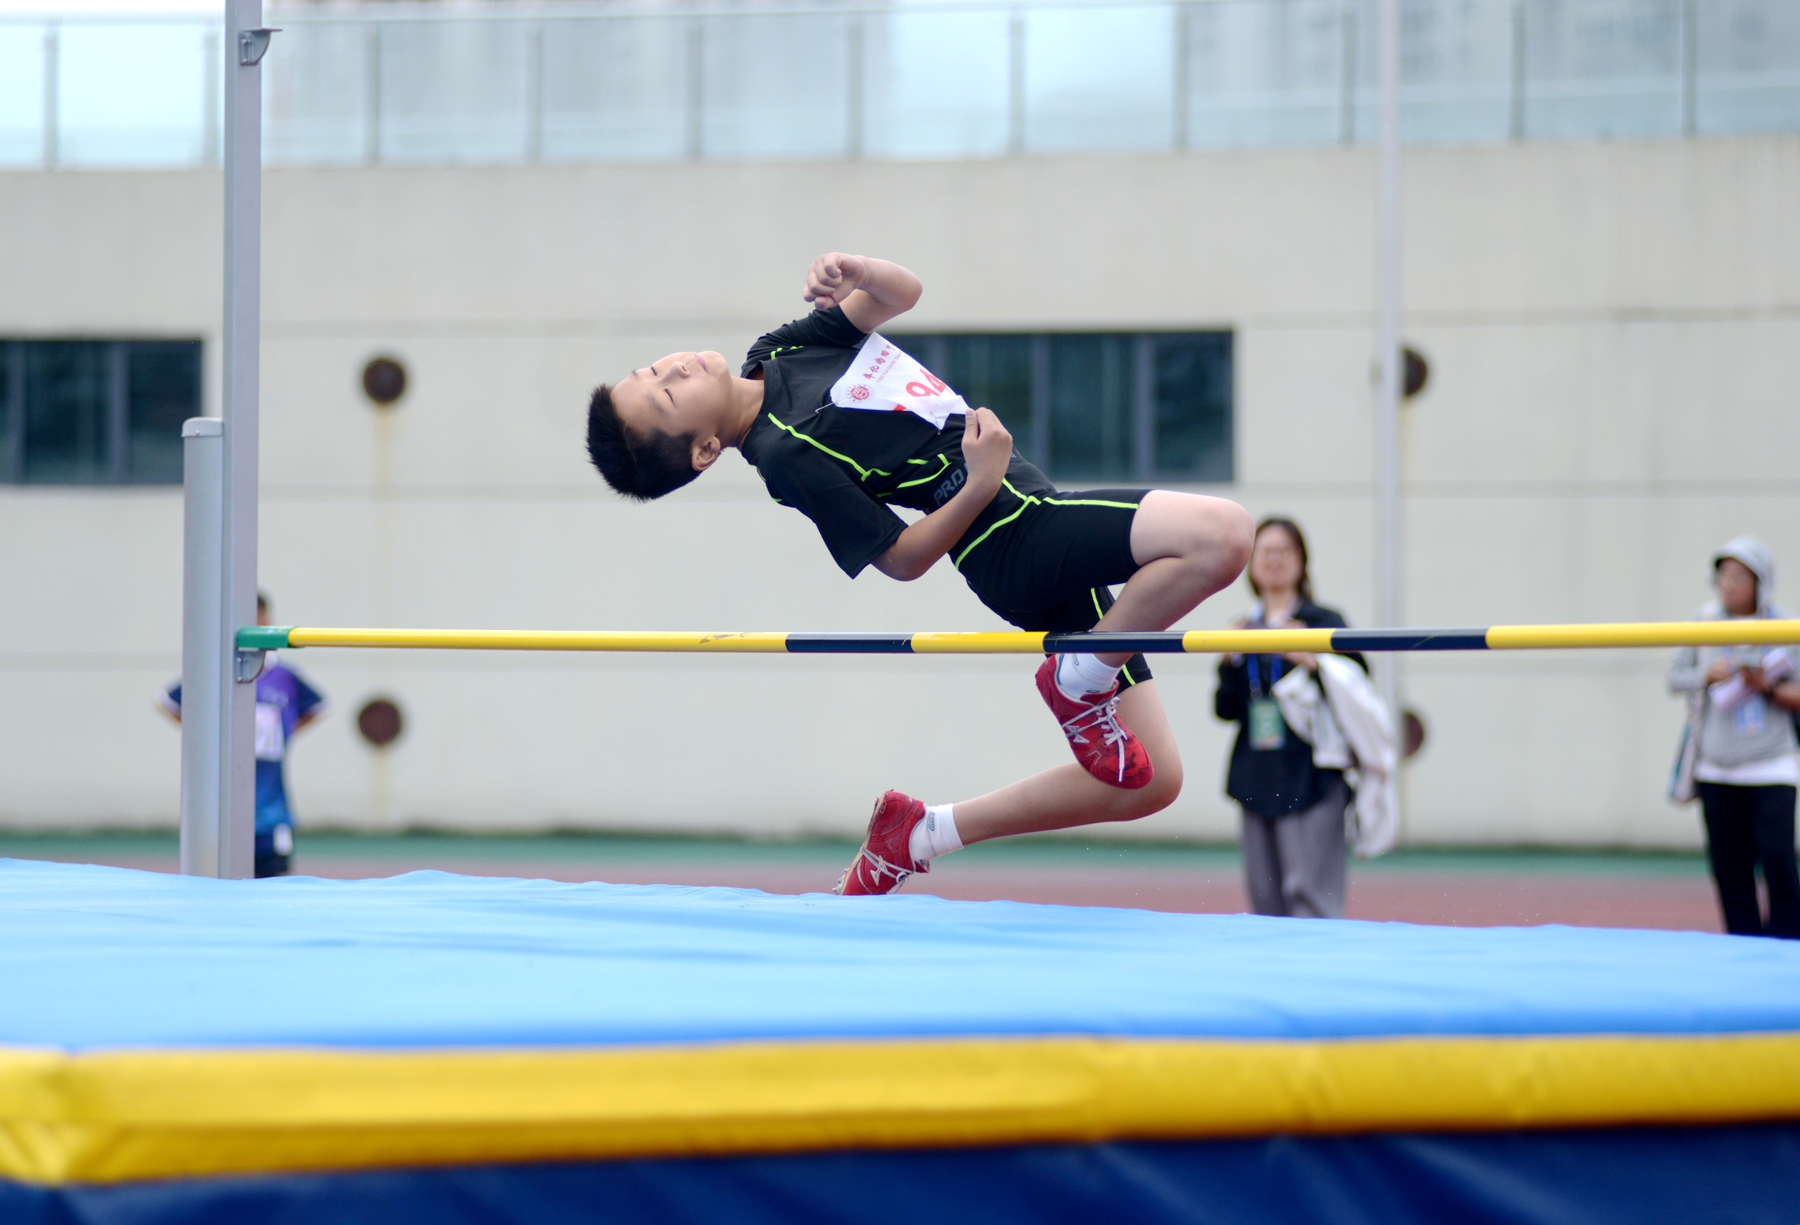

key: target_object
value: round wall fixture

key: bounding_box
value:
[1402,347,1430,400]
[356,697,405,748]
[1368,347,1431,400]
[1401,709,1427,760]
[361,356,408,406]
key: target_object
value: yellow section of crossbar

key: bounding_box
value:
[285,628,794,652]
[909,632,1048,653]
[1487,621,1800,649]
[1181,629,1339,654]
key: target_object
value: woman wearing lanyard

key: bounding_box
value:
[1214,518,1367,918]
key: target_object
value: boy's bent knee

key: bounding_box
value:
[1135,492,1253,578]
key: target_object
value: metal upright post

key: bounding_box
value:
[684,18,703,161]
[1679,0,1697,137]
[204,29,222,165]
[1172,1,1190,151]
[1374,0,1402,732]
[1508,0,1526,142]
[845,13,864,160]
[182,0,273,879]
[42,23,58,169]
[180,418,226,876]
[1007,9,1026,155]
[526,23,544,164]
[365,23,382,165]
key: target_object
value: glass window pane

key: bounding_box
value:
[1386,0,1516,146]
[1153,333,1232,481]
[542,16,686,162]
[864,8,1011,160]
[127,342,200,485]
[56,24,211,167]
[701,13,850,160]
[1027,4,1174,152]
[377,19,531,164]
[0,26,43,167]
[1188,0,1344,149]
[24,342,111,485]
[1521,0,1683,141]
[266,20,373,165]
[942,335,1037,461]
[1048,335,1137,482]
[1695,0,1800,135]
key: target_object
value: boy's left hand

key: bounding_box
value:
[804,252,867,310]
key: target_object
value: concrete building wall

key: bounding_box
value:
[2,136,1796,845]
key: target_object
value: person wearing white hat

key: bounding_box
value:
[1668,537,1800,938]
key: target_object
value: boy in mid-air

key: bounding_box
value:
[587,253,1252,894]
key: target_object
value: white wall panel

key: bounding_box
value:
[2,136,1796,846]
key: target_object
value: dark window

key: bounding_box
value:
[0,340,200,485]
[896,332,1232,483]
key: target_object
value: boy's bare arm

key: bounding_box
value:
[872,408,1012,582]
[803,253,923,333]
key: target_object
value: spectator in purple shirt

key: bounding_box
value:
[159,593,326,877]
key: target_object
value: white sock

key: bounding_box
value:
[908,804,963,864]
[1055,652,1122,699]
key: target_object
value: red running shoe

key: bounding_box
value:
[834,790,929,896]
[1035,657,1154,789]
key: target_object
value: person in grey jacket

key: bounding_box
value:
[1668,536,1800,938]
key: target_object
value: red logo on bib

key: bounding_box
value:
[850,385,871,401]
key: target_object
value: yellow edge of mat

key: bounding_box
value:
[3,1033,1798,1187]
[286,629,793,652]
[1488,620,1800,649]
[1182,629,1337,654]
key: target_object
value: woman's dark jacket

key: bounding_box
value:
[1214,601,1368,819]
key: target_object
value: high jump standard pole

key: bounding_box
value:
[1374,0,1403,794]
[180,0,273,879]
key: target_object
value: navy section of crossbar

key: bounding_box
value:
[784,634,918,653]
[779,631,1498,654]
[1042,632,1188,654]
[1331,628,1491,652]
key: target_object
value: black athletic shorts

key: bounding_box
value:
[956,488,1154,690]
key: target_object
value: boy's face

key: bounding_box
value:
[611,351,733,460]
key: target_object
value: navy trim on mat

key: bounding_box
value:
[6,1123,1797,1225]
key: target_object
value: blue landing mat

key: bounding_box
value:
[2,857,1798,1049]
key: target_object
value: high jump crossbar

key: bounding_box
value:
[238,621,1800,657]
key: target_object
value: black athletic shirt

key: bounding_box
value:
[739,306,1054,579]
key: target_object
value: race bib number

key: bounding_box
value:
[829,332,970,429]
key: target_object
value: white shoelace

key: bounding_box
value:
[1060,695,1131,782]
[836,847,915,895]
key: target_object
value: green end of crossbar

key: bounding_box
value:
[236,626,294,650]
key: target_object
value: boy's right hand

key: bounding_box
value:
[961,407,1012,496]
[804,252,868,310]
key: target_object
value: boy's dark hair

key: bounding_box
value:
[586,384,703,501]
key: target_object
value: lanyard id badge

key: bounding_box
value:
[1248,697,1287,751]
[1244,652,1287,751]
